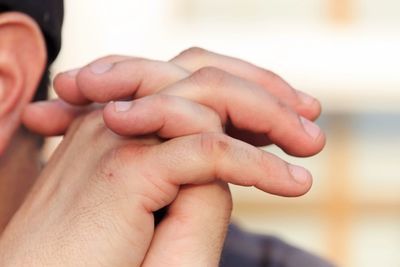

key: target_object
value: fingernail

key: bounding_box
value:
[90,63,113,74]
[300,116,321,140]
[66,68,80,77]
[114,101,132,112]
[288,164,310,184]
[297,90,315,105]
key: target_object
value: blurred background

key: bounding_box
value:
[45,0,400,266]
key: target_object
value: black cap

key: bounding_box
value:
[0,0,64,64]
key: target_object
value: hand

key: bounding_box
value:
[15,48,324,266]
[1,95,310,266]
[23,48,324,157]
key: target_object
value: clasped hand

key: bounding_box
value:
[0,48,325,267]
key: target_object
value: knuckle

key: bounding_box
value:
[190,66,227,89]
[262,69,282,84]
[276,99,293,116]
[103,144,144,168]
[128,57,148,66]
[198,133,231,158]
[99,54,122,61]
[176,46,207,59]
[151,94,174,108]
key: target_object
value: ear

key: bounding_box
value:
[0,12,47,154]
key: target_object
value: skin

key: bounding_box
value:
[0,11,325,267]
[16,50,324,266]
[0,12,46,233]
[25,49,324,152]
[1,101,314,266]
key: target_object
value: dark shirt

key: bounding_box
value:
[220,224,336,267]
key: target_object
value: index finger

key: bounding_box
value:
[170,47,321,120]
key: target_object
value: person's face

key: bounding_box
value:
[0,11,46,154]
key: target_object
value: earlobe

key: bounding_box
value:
[0,12,47,154]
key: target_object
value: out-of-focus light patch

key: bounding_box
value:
[349,113,400,201]
[356,0,400,26]
[53,1,400,115]
[350,214,400,267]
[158,24,400,113]
[173,0,327,24]
[43,2,400,266]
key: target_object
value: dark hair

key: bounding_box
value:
[33,69,50,102]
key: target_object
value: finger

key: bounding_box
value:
[114,133,312,209]
[104,96,230,266]
[56,53,320,122]
[53,55,131,105]
[159,67,325,156]
[54,57,323,149]
[142,182,232,267]
[105,95,230,266]
[160,133,312,197]
[170,47,321,120]
[103,95,222,138]
[54,57,188,105]
[22,100,100,136]
[60,58,324,151]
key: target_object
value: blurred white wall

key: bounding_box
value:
[53,0,400,112]
[47,1,400,266]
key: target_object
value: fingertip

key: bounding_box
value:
[288,164,310,183]
[54,71,91,105]
[296,93,322,121]
[287,164,313,195]
[286,115,326,157]
[102,101,116,121]
[303,119,326,155]
[22,102,60,135]
[103,99,159,137]
[307,130,327,158]
[284,178,313,197]
[281,130,326,158]
[102,101,133,135]
[300,116,322,140]
[103,101,129,119]
[310,98,322,120]
[23,100,85,136]
[267,164,313,197]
